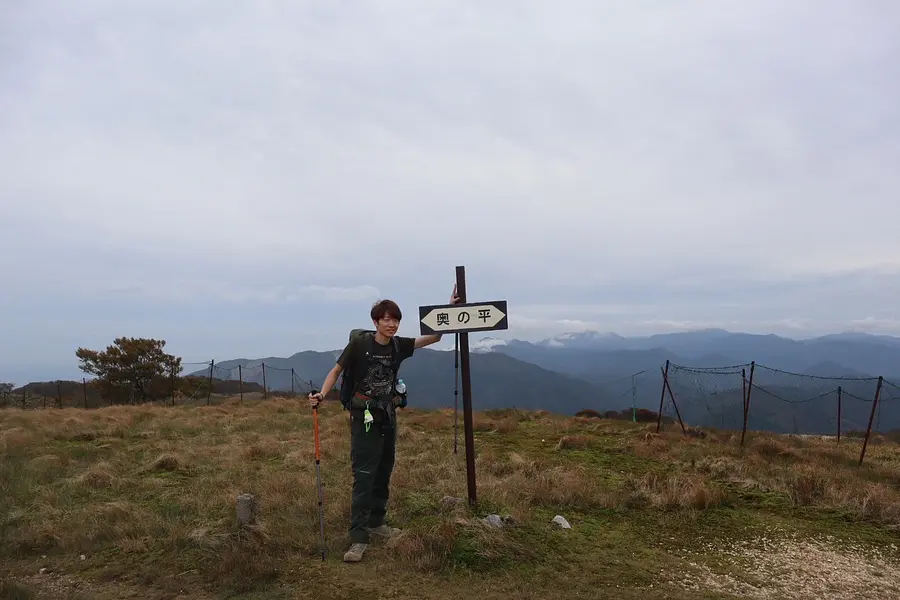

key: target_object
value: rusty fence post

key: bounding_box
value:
[741,362,755,447]
[858,376,883,467]
[656,360,669,433]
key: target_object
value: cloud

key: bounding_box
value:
[1,1,900,374]
[103,281,381,305]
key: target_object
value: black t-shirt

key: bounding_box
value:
[337,334,415,399]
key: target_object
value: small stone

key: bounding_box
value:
[39,567,47,575]
[441,495,463,508]
[551,515,572,529]
[484,514,504,528]
[80,554,86,560]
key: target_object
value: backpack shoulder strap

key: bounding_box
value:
[355,332,377,382]
[341,334,368,408]
[390,337,403,374]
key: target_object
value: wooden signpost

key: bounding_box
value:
[418,265,508,505]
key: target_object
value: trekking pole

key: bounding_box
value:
[312,392,326,560]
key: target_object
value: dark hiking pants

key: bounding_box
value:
[348,410,397,544]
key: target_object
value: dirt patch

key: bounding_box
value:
[11,570,216,600]
[670,528,900,599]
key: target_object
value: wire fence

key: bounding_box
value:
[656,359,900,465]
[1,360,318,410]
[5,354,900,467]
[574,369,671,424]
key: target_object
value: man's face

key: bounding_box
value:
[374,314,400,338]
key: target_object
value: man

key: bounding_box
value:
[308,286,459,563]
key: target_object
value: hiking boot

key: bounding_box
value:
[367,524,400,538]
[343,542,367,563]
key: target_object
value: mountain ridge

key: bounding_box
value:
[180,328,900,435]
[497,329,900,377]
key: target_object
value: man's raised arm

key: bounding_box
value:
[414,284,460,349]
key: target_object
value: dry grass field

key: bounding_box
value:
[3,396,900,599]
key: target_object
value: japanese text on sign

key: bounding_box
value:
[435,309,492,325]
[419,301,508,335]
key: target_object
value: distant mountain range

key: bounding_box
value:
[194,348,601,416]
[187,329,900,435]
[493,328,900,375]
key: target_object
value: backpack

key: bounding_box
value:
[338,329,404,411]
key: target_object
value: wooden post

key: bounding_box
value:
[741,362,755,447]
[416,269,507,504]
[238,365,243,403]
[836,386,842,443]
[456,266,477,505]
[56,381,62,409]
[207,360,214,405]
[83,378,88,409]
[741,368,747,434]
[291,368,296,397]
[262,363,268,400]
[859,376,883,467]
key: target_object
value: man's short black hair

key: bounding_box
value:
[371,299,402,322]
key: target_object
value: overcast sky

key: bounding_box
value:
[2,1,899,380]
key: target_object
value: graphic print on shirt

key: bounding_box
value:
[359,350,395,398]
